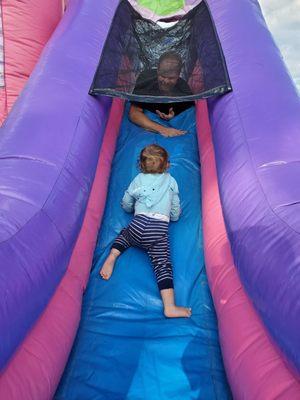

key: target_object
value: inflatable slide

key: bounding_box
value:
[0,1,300,399]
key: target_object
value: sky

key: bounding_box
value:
[259,0,300,91]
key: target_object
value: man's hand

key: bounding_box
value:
[156,107,175,121]
[159,127,187,138]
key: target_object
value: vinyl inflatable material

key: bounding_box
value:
[0,0,63,125]
[0,1,299,399]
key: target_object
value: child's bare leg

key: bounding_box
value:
[99,248,121,280]
[161,288,192,318]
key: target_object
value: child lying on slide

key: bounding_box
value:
[99,144,192,318]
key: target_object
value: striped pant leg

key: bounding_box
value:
[127,215,148,247]
[112,215,146,253]
[112,227,133,253]
[147,233,174,291]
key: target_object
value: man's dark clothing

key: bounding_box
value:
[131,69,194,116]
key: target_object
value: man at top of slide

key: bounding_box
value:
[129,51,194,138]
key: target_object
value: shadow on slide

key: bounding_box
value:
[55,106,232,399]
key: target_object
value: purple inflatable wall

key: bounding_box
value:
[1,0,300,380]
[207,0,300,370]
[0,0,119,369]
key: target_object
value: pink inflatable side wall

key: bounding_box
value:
[0,99,124,400]
[0,0,63,125]
[197,100,300,400]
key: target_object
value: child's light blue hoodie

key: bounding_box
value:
[121,172,181,221]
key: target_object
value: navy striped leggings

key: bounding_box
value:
[112,214,173,290]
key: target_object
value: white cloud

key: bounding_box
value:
[259,0,300,91]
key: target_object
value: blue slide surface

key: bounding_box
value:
[56,106,231,399]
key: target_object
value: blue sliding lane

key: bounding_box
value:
[56,106,231,400]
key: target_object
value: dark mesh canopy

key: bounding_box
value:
[89,0,231,103]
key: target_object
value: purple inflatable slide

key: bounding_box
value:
[0,0,299,399]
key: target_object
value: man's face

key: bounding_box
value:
[157,59,180,94]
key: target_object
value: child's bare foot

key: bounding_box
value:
[160,289,191,318]
[164,305,192,318]
[99,249,120,280]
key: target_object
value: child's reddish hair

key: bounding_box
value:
[140,144,169,174]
